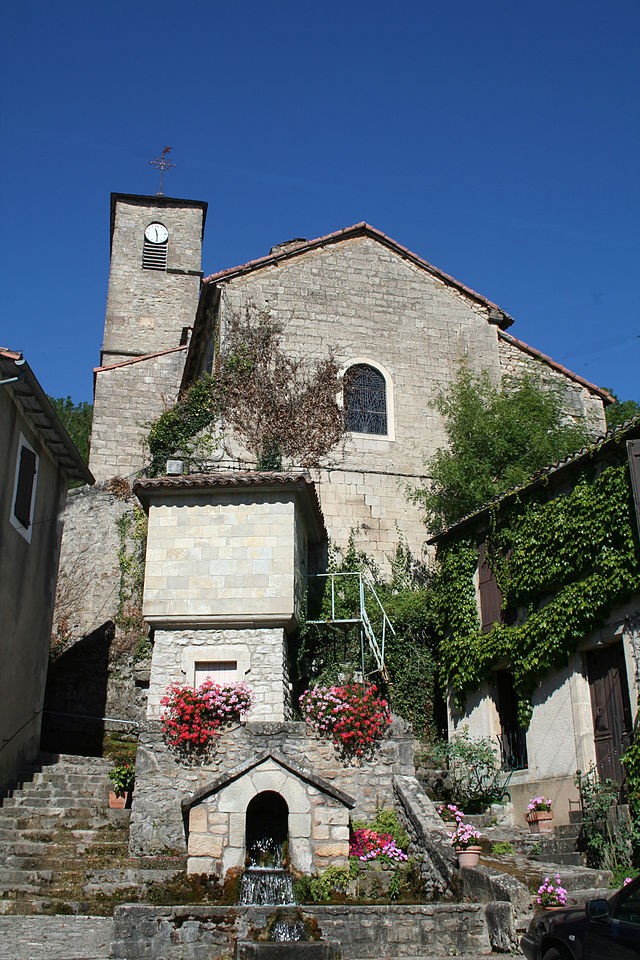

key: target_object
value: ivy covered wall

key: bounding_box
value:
[432,428,640,728]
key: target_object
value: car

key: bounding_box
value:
[520,874,640,959]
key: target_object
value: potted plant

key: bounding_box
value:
[108,758,135,809]
[535,873,567,910]
[525,795,553,833]
[448,818,483,868]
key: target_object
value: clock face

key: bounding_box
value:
[145,222,169,244]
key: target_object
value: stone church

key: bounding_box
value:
[48,191,613,870]
[87,191,608,565]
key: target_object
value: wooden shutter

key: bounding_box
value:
[13,445,37,528]
[478,541,503,632]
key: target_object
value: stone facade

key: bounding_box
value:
[129,718,415,857]
[137,480,319,629]
[147,627,291,722]
[89,348,187,483]
[185,753,353,876]
[186,228,610,567]
[135,474,325,724]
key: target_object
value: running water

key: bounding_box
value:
[240,837,295,906]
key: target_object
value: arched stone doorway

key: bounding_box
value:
[246,790,289,866]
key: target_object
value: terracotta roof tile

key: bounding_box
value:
[133,470,327,541]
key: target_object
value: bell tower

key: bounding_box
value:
[89,193,208,482]
[101,193,208,365]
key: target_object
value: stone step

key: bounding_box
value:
[531,851,584,866]
[2,796,107,810]
[0,868,53,885]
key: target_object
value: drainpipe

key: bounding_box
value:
[0,357,26,387]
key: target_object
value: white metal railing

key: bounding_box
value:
[306,571,394,678]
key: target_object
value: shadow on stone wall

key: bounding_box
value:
[41,622,114,757]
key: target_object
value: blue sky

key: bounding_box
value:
[1,0,638,406]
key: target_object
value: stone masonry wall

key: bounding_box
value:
[129,718,415,856]
[147,627,291,722]
[102,197,204,360]
[111,903,490,960]
[142,493,297,625]
[53,484,130,643]
[89,348,186,483]
[498,333,607,436]
[216,236,502,562]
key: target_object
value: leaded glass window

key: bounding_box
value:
[344,364,387,435]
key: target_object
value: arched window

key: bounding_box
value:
[344,364,387,435]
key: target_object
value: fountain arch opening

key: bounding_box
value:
[246,790,289,866]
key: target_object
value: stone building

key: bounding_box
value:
[88,196,610,568]
[0,349,93,790]
[428,419,640,826]
[48,190,617,870]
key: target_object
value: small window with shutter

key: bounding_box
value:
[194,661,238,688]
[10,436,39,542]
[478,541,503,632]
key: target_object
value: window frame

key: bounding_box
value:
[342,358,395,441]
[10,434,39,543]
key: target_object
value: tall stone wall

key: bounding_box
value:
[215,236,502,563]
[129,718,415,855]
[89,348,186,483]
[103,196,204,360]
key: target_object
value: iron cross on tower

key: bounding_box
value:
[149,146,176,196]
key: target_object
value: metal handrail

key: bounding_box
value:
[306,571,394,677]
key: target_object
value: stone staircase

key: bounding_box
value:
[0,753,185,916]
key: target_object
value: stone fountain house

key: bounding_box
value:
[130,471,419,884]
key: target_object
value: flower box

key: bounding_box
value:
[526,809,554,833]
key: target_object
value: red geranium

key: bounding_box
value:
[299,682,391,760]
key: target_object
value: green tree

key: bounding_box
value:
[414,367,590,529]
[604,393,640,430]
[49,396,93,463]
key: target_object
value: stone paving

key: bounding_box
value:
[0,916,112,960]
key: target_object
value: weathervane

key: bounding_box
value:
[149,146,175,196]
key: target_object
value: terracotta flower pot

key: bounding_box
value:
[456,845,481,868]
[526,809,553,833]
[109,790,131,809]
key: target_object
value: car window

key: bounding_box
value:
[614,885,640,924]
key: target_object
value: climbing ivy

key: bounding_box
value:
[147,374,219,476]
[434,463,640,727]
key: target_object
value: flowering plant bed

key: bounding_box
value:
[535,873,567,909]
[349,828,408,863]
[299,682,391,760]
[160,680,253,758]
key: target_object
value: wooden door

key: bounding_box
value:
[587,642,633,789]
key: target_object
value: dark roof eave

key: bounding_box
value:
[0,352,94,485]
